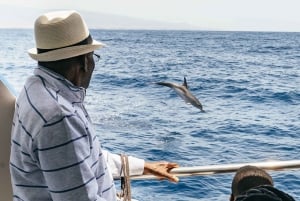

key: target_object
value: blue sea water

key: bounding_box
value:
[1,29,300,200]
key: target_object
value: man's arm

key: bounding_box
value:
[103,150,179,182]
[102,150,145,176]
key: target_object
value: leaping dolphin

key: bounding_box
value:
[156,77,204,112]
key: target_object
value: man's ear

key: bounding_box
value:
[82,54,89,72]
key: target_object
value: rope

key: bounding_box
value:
[117,154,132,201]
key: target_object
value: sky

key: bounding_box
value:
[1,0,300,31]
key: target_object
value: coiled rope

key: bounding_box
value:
[117,154,132,201]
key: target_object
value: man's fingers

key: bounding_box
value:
[158,169,179,183]
[166,162,179,169]
[167,174,179,183]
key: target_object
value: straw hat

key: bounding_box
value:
[28,10,104,62]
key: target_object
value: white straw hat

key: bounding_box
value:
[28,10,105,62]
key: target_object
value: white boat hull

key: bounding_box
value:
[0,78,15,201]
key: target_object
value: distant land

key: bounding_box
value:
[82,11,203,30]
[0,5,204,30]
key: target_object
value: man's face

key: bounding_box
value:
[81,52,95,89]
[81,35,97,89]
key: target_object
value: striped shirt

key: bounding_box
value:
[10,66,144,201]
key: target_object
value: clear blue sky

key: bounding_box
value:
[1,0,300,31]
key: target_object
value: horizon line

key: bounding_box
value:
[0,27,299,33]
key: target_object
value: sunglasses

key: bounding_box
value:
[93,53,101,62]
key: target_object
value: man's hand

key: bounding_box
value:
[143,161,179,183]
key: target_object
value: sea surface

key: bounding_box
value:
[1,29,300,200]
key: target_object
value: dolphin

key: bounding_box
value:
[156,77,204,112]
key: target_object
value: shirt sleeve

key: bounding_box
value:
[33,114,108,201]
[102,150,145,177]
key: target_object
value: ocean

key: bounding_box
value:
[1,29,300,200]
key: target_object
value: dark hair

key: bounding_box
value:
[231,165,273,197]
[235,185,295,201]
[38,55,85,72]
[37,54,87,82]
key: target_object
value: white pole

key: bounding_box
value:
[120,160,300,180]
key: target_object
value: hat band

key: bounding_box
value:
[37,35,91,54]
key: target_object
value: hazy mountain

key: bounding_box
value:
[0,5,202,30]
[81,11,200,30]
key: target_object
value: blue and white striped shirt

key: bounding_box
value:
[10,66,144,201]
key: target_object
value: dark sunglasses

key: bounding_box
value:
[93,53,101,62]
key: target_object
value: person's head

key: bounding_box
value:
[28,10,104,88]
[230,165,274,201]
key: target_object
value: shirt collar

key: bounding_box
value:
[34,66,86,102]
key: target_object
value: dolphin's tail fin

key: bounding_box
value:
[155,82,175,88]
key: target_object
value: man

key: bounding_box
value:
[230,165,295,201]
[10,10,178,201]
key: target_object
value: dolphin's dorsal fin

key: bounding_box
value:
[183,77,188,89]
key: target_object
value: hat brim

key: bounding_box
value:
[28,39,105,62]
